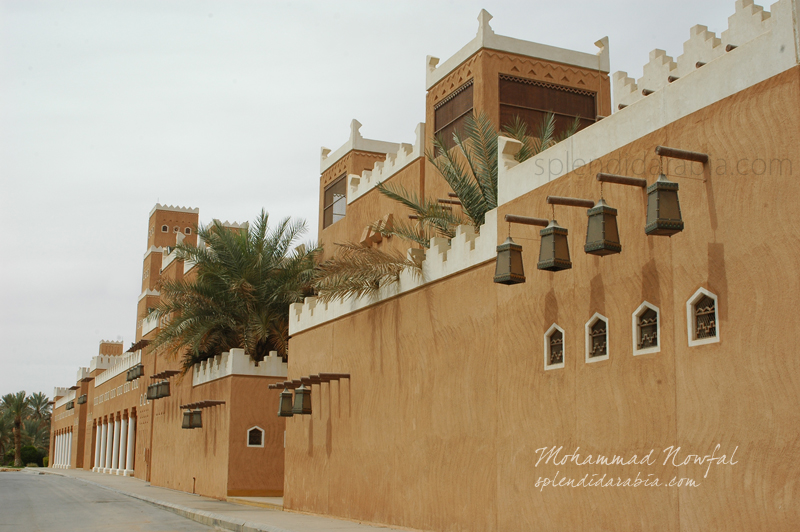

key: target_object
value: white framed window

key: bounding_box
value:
[247,426,265,448]
[687,288,719,346]
[161,225,168,232]
[632,301,660,356]
[585,313,609,363]
[184,227,191,235]
[543,324,565,370]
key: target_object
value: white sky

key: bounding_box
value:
[0,0,737,396]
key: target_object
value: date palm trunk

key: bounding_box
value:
[13,420,22,467]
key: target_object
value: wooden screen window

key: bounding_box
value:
[548,329,564,365]
[323,174,347,228]
[499,74,596,137]
[638,308,658,349]
[433,79,474,151]
[589,319,607,358]
[694,295,716,339]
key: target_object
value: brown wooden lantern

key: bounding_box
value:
[190,409,202,429]
[585,198,621,256]
[538,220,572,271]
[278,388,294,417]
[493,237,525,285]
[292,384,311,415]
[181,410,192,429]
[645,174,683,236]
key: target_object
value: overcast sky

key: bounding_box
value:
[0,0,737,397]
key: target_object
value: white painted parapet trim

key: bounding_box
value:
[95,351,142,387]
[320,119,400,174]
[141,315,159,337]
[90,355,116,374]
[76,367,91,382]
[613,0,797,108]
[348,123,425,204]
[53,386,69,400]
[289,210,498,335]
[503,0,800,206]
[55,390,76,410]
[138,288,160,302]
[149,203,199,217]
[192,348,288,387]
[426,10,609,90]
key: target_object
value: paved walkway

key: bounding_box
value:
[37,468,404,532]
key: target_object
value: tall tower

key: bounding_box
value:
[135,204,199,342]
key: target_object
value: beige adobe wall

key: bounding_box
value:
[285,67,800,531]
[226,375,286,497]
[148,371,231,499]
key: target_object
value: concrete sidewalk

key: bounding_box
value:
[37,468,404,532]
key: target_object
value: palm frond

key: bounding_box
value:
[313,243,421,303]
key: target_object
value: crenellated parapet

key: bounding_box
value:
[76,367,91,382]
[90,355,117,373]
[55,389,76,409]
[502,0,798,205]
[320,119,401,174]
[348,123,425,204]
[149,203,199,217]
[94,351,142,387]
[613,0,790,109]
[192,348,288,387]
[426,10,609,90]
[53,386,69,400]
[289,210,498,335]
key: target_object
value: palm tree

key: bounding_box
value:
[313,111,579,302]
[22,419,50,453]
[28,392,51,424]
[0,416,12,461]
[147,210,319,371]
[1,392,32,467]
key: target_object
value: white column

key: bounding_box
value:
[117,417,128,476]
[58,433,64,468]
[93,423,102,471]
[104,417,114,472]
[66,431,72,469]
[54,434,59,468]
[99,420,108,473]
[124,416,135,476]
[111,416,121,473]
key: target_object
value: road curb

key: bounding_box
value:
[39,469,293,532]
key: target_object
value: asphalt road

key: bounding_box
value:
[0,471,213,531]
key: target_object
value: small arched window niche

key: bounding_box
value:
[687,288,719,347]
[184,227,192,235]
[632,302,660,356]
[161,225,168,232]
[247,426,265,448]
[544,324,565,370]
[585,313,609,363]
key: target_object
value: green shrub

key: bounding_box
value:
[20,446,44,467]
[42,456,48,467]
